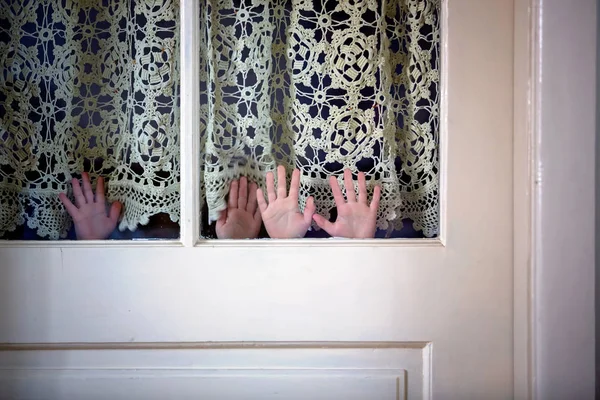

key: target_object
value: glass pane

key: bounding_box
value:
[199,0,440,239]
[0,0,180,240]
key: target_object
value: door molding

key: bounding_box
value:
[0,342,432,400]
[513,0,537,399]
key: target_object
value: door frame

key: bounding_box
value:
[514,0,597,398]
[513,0,535,397]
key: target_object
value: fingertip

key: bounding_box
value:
[370,186,381,210]
[58,192,69,207]
[374,185,381,197]
[109,201,123,222]
[312,213,322,225]
[312,213,328,231]
[303,196,316,222]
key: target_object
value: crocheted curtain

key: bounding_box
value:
[1,0,439,240]
[200,0,440,237]
[0,0,180,239]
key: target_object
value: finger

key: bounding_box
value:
[313,213,336,236]
[370,185,381,213]
[266,171,276,203]
[228,179,238,209]
[289,168,300,200]
[59,192,80,219]
[247,182,258,215]
[343,169,356,202]
[329,175,345,208]
[95,176,106,204]
[238,176,248,210]
[357,172,367,204]
[303,196,316,226]
[81,172,95,204]
[72,178,86,207]
[257,187,268,214]
[108,201,122,226]
[216,208,228,229]
[276,165,287,198]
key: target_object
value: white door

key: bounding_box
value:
[0,0,518,399]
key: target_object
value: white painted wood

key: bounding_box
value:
[0,370,404,400]
[0,345,428,400]
[0,0,520,398]
[513,0,537,399]
[179,0,201,246]
[534,0,597,398]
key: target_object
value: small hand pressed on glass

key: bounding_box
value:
[58,172,122,240]
[257,165,316,239]
[312,169,381,239]
[216,176,262,239]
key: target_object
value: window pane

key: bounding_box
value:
[0,0,180,240]
[199,0,440,239]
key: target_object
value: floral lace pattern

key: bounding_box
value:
[0,0,180,239]
[0,0,438,239]
[200,0,439,237]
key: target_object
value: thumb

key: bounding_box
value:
[216,208,228,228]
[109,201,122,225]
[303,196,316,225]
[312,213,336,236]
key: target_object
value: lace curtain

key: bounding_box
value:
[0,0,439,240]
[200,0,440,237]
[0,0,180,239]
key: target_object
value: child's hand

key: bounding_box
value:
[58,172,121,240]
[257,165,315,239]
[313,169,381,238]
[216,177,262,239]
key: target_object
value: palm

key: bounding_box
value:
[313,170,381,239]
[257,166,315,239]
[59,173,121,240]
[329,202,377,238]
[74,201,119,240]
[260,196,311,239]
[216,177,261,239]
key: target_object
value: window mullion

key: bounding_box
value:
[179,0,201,246]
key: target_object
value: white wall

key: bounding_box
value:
[537,0,596,398]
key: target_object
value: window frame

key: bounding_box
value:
[0,0,447,248]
